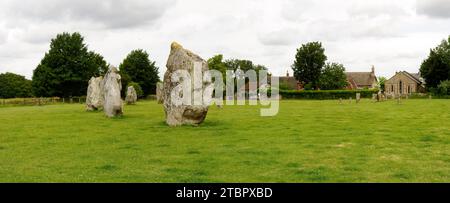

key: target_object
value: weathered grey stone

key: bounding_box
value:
[162,42,211,126]
[156,82,164,104]
[86,76,104,111]
[372,93,378,102]
[356,93,361,103]
[125,86,137,105]
[103,66,123,117]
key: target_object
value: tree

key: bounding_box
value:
[32,32,107,97]
[119,49,159,96]
[207,55,268,80]
[318,63,347,90]
[207,54,228,81]
[292,42,327,90]
[420,36,450,89]
[0,72,33,98]
[221,58,267,73]
[378,76,387,92]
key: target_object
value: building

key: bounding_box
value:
[277,66,378,90]
[278,71,303,90]
[385,71,426,95]
[345,66,378,90]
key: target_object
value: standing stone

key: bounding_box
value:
[86,76,104,111]
[162,42,212,126]
[356,93,361,103]
[372,94,377,102]
[377,92,382,102]
[103,66,123,117]
[125,86,138,105]
[156,82,164,104]
[349,97,352,104]
[339,98,343,104]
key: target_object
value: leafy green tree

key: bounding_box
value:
[89,52,109,76]
[32,32,107,97]
[318,63,347,90]
[119,49,159,96]
[378,76,387,92]
[207,54,228,82]
[220,58,267,73]
[291,42,327,89]
[0,72,33,98]
[420,36,450,89]
[207,55,268,80]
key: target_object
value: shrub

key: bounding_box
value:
[280,89,379,100]
[303,83,313,90]
[436,80,450,96]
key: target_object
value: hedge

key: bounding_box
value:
[0,97,86,106]
[279,89,379,100]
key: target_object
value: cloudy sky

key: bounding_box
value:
[1,0,450,79]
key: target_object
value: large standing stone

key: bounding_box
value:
[86,76,104,111]
[162,42,211,126]
[103,66,123,117]
[125,86,138,105]
[156,82,164,104]
[356,93,361,103]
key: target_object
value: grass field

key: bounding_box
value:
[0,99,449,182]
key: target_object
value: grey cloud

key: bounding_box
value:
[258,28,301,46]
[3,0,176,29]
[417,0,450,18]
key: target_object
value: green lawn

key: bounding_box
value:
[0,99,449,182]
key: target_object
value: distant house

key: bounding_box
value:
[278,71,303,90]
[385,71,426,95]
[345,66,378,90]
[275,66,378,90]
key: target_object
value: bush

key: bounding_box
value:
[303,83,313,90]
[280,89,379,100]
[408,93,430,99]
[436,80,450,96]
[127,82,144,98]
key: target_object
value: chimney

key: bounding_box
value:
[371,65,375,73]
[286,70,290,77]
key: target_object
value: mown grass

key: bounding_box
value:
[0,99,449,182]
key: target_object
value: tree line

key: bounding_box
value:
[1,32,160,99]
[1,33,450,98]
